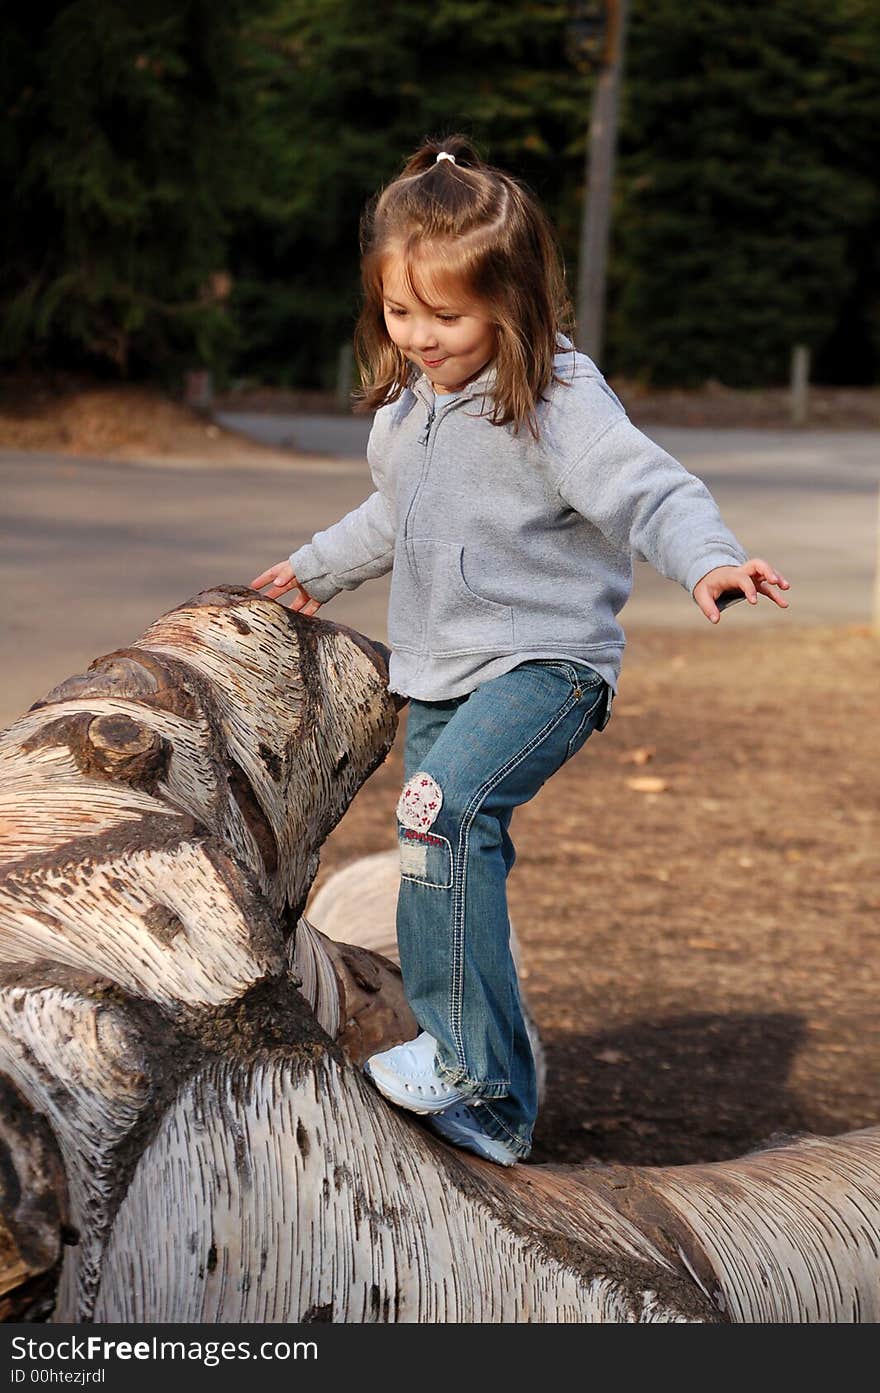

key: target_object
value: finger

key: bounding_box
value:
[751,576,796,604]
[750,559,791,590]
[286,586,320,615]
[287,587,318,612]
[756,579,790,608]
[716,576,756,606]
[265,579,297,598]
[695,591,721,624]
[765,571,791,590]
[249,569,280,590]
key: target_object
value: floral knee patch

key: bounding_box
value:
[396,771,443,832]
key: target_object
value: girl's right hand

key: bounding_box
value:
[249,561,322,616]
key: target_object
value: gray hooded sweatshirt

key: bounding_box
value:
[289,340,748,701]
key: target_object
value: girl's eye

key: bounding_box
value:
[386,306,407,317]
[438,315,460,323]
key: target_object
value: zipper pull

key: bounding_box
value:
[418,402,436,446]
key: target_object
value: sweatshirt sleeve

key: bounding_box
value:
[288,414,397,603]
[556,402,748,595]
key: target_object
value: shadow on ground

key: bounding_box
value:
[529,1010,834,1167]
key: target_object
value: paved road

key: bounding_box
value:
[2,422,878,727]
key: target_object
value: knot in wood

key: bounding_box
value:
[88,714,155,755]
[85,714,166,785]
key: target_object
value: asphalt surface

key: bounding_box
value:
[2,420,878,727]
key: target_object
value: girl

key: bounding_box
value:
[251,135,790,1167]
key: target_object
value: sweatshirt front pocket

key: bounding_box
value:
[390,539,514,655]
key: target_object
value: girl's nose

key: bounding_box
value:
[412,322,439,350]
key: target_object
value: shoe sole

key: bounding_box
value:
[363,1059,466,1115]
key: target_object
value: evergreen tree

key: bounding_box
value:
[609,0,880,385]
[4,2,877,389]
[228,0,588,387]
[1,0,274,382]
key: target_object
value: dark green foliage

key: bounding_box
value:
[3,1,878,388]
[1,0,273,382]
[227,0,587,387]
[608,0,880,385]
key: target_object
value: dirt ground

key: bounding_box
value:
[310,623,880,1169]
[3,377,880,460]
[3,379,878,1171]
[216,379,880,431]
[0,378,293,465]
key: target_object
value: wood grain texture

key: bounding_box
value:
[641,1132,880,1321]
[0,835,283,1008]
[0,970,171,1317]
[0,589,399,1319]
[93,1051,705,1323]
[1,587,878,1324]
[291,915,417,1068]
[0,1076,66,1312]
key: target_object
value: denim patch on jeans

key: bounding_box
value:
[395,658,611,1158]
[399,826,453,888]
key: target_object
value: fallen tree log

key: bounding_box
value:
[0,586,877,1322]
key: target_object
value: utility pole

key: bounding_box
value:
[573,0,630,365]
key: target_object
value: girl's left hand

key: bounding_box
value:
[693,558,791,624]
[249,560,322,615]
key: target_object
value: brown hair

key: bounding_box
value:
[353,133,574,439]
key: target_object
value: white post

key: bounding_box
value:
[874,483,880,636]
[790,344,809,426]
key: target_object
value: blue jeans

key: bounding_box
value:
[395,658,613,1158]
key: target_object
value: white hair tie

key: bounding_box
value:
[435,151,456,164]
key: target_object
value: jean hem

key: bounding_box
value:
[435,1060,510,1100]
[474,1101,532,1159]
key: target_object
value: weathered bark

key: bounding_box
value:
[0,587,402,1319]
[0,586,877,1323]
[0,1077,67,1320]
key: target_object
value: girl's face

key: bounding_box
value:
[381,255,496,393]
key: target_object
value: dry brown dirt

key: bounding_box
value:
[2,378,880,459]
[217,379,880,430]
[0,379,291,464]
[312,622,880,1168]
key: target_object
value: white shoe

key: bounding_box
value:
[428,1102,520,1166]
[364,1032,467,1114]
